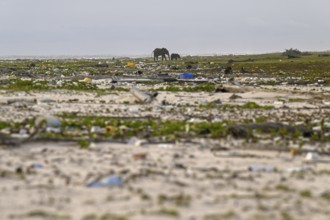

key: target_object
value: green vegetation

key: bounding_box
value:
[283,48,302,59]
[0,78,128,92]
[82,214,98,220]
[1,112,328,143]
[321,192,330,201]
[198,101,273,110]
[78,139,91,149]
[155,82,216,92]
[281,211,295,220]
[241,102,273,110]
[14,210,72,220]
[57,116,228,140]
[1,51,330,89]
[300,190,313,198]
[99,213,128,220]
[203,211,237,220]
[158,193,191,207]
[275,184,291,191]
[154,208,179,217]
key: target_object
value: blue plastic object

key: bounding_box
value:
[31,163,43,169]
[179,72,195,79]
[87,175,123,187]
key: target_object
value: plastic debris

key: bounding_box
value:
[133,153,147,160]
[19,129,28,135]
[215,151,241,157]
[87,175,123,187]
[290,148,302,157]
[273,101,284,108]
[305,152,318,161]
[35,116,62,130]
[130,87,157,103]
[127,62,135,67]
[46,127,61,133]
[286,166,313,173]
[79,77,92,83]
[90,126,102,133]
[323,122,330,128]
[127,137,147,147]
[105,126,116,133]
[129,106,139,113]
[179,72,195,79]
[157,144,173,149]
[248,164,275,172]
[31,163,43,169]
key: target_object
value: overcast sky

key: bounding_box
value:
[0,0,329,56]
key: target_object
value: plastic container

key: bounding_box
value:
[87,175,123,187]
[248,164,275,172]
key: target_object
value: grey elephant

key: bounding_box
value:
[153,48,170,61]
[171,53,181,60]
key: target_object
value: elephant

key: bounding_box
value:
[153,48,170,61]
[170,53,181,60]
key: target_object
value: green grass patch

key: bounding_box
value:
[156,83,216,92]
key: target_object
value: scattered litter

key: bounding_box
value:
[79,77,92,83]
[290,148,302,157]
[127,137,148,147]
[179,72,195,79]
[35,116,62,130]
[157,144,173,149]
[188,118,207,123]
[87,175,123,187]
[273,101,284,108]
[127,62,135,67]
[46,127,62,133]
[214,151,241,157]
[105,126,116,133]
[305,152,318,162]
[56,80,64,86]
[31,163,43,169]
[19,129,28,135]
[90,126,102,133]
[132,153,147,160]
[248,164,276,172]
[324,122,330,128]
[129,106,139,113]
[130,87,157,103]
[286,166,313,173]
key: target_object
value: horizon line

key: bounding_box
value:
[0,50,329,59]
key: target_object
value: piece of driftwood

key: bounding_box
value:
[130,87,158,103]
[6,98,37,105]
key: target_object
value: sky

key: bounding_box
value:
[0,0,329,56]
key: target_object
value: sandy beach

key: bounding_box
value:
[1,82,330,220]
